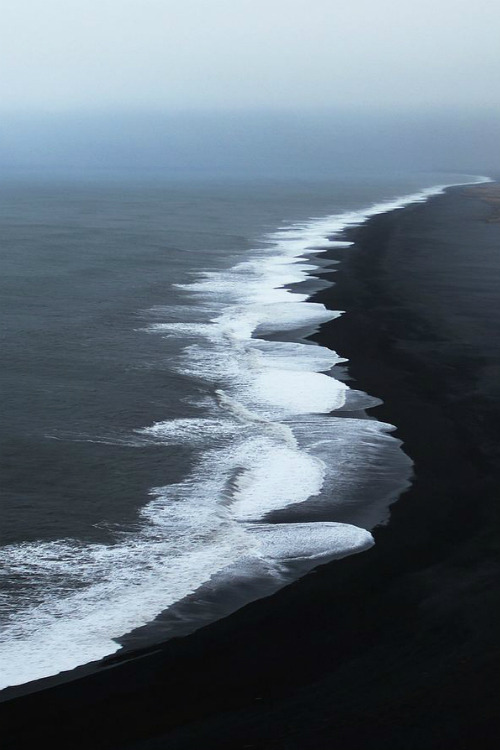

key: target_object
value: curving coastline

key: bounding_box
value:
[2,176,485,692]
[2,180,500,749]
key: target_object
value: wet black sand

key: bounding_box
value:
[2,184,500,749]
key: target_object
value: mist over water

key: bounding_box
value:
[1,9,497,682]
[1,109,499,181]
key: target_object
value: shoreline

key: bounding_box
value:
[2,183,500,748]
[0,177,463,697]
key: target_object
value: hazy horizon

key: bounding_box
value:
[1,107,499,181]
[1,1,499,180]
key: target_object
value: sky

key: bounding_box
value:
[0,1,499,178]
[1,0,499,113]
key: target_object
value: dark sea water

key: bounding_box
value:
[0,173,488,690]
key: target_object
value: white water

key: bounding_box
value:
[0,174,491,692]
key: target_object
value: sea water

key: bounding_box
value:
[0,173,490,691]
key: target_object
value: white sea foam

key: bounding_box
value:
[249,369,347,415]
[139,417,243,444]
[247,522,373,561]
[0,173,491,692]
[230,439,325,520]
[0,437,370,689]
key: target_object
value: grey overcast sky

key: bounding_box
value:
[1,0,500,112]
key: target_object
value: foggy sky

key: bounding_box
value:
[1,0,500,112]
[1,1,499,179]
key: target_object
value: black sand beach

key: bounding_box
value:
[2,183,500,749]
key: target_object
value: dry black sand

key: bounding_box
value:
[2,184,500,749]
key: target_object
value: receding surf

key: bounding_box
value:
[0,174,491,693]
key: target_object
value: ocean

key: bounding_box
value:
[0,173,489,692]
